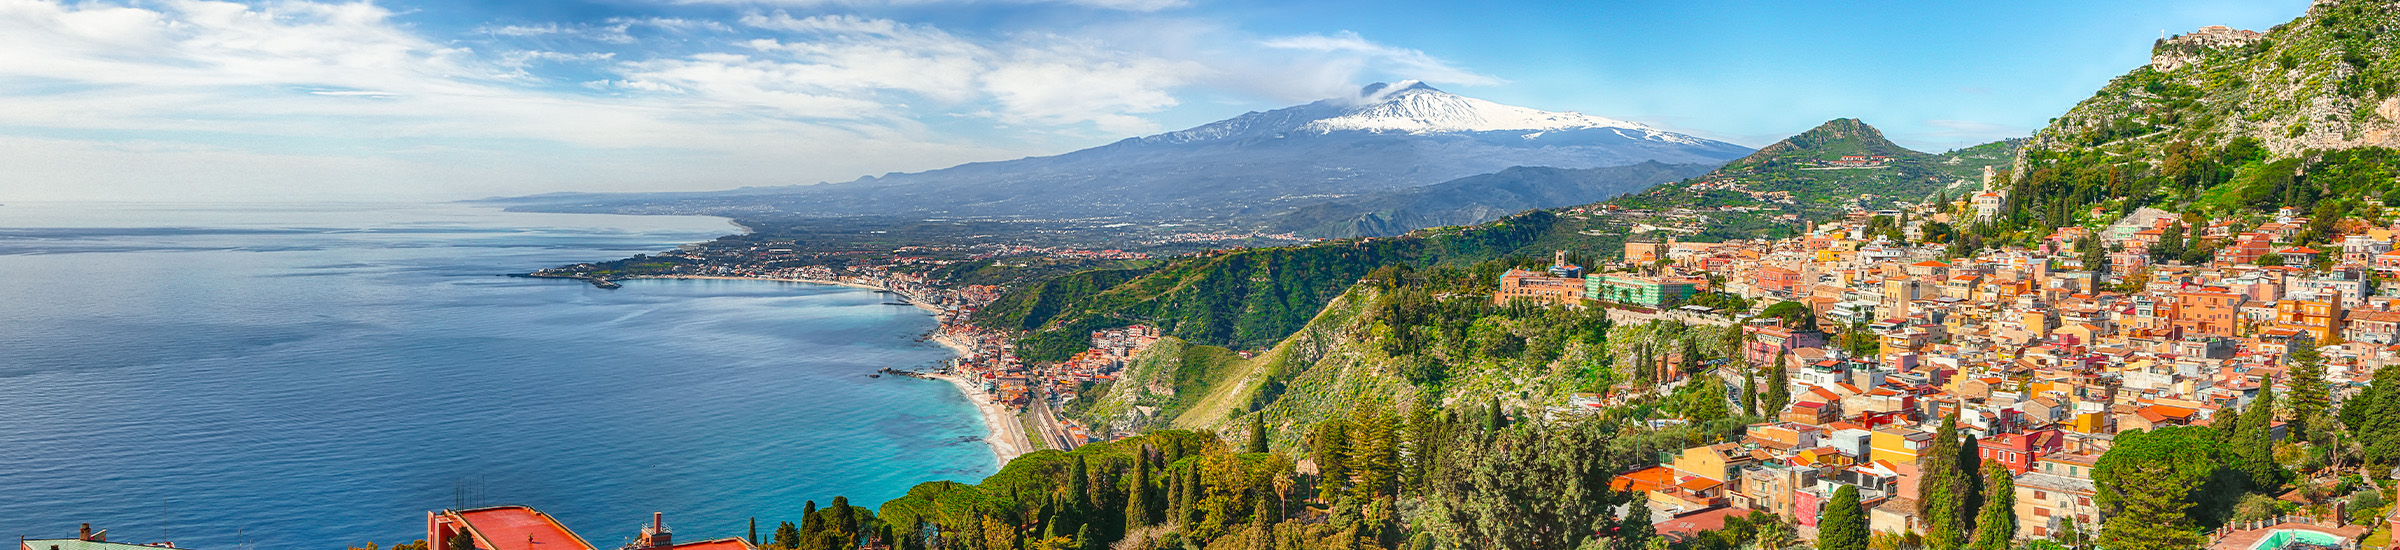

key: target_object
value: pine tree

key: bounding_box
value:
[1312,419,1350,501]
[1248,417,1269,453]
[447,530,476,550]
[1919,415,1966,550]
[1817,485,1868,550]
[2236,386,2283,490]
[1968,463,2017,550]
[773,521,802,550]
[1611,492,1657,550]
[1348,402,1400,499]
[2288,336,2330,440]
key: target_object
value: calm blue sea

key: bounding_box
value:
[0,203,997,549]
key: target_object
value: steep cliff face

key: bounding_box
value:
[2036,0,2400,159]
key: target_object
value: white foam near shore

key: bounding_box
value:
[925,371,1031,464]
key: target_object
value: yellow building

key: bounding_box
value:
[1870,426,1934,464]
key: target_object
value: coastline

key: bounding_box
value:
[626,274,945,315]
[626,274,1029,464]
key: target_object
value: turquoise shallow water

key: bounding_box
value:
[0,203,996,549]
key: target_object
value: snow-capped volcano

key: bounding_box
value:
[495,81,1750,225]
[1301,80,1660,135]
[1142,81,1715,146]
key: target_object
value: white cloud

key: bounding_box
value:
[1261,31,1502,88]
[0,0,1506,200]
[605,12,1194,130]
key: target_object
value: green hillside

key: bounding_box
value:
[1609,119,2019,217]
[978,210,1620,361]
[1983,0,2400,243]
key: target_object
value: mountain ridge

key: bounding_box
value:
[485,83,1751,224]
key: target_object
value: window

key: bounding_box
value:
[2036,490,2048,499]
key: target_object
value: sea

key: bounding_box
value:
[0,202,998,549]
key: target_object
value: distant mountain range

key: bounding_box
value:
[487,81,1751,225]
[1261,161,1717,239]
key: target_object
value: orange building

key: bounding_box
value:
[430,507,754,550]
[1495,268,1585,306]
[2275,291,2344,342]
[1756,266,1802,297]
[2173,289,2242,337]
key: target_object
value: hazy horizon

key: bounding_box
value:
[0,0,2312,202]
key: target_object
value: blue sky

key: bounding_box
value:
[0,0,2313,201]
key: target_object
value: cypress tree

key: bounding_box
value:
[1817,485,1868,550]
[799,501,820,546]
[1742,366,1760,416]
[1248,417,1269,453]
[1763,351,1791,414]
[1920,415,1966,550]
[1070,456,1092,517]
[1128,450,1155,528]
[1968,463,2017,550]
[1075,524,1097,550]
[829,496,857,545]
[1958,433,1985,538]
[1483,397,1507,433]
[749,518,758,546]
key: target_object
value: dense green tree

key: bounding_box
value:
[1919,415,1967,550]
[2096,428,2233,550]
[1818,485,1868,550]
[1348,402,1401,499]
[2287,336,2329,440]
[1248,418,1270,453]
[1968,463,2016,550]
[2234,387,2284,490]
[1127,448,1157,528]
[1956,433,1984,539]
[1760,301,1818,332]
[799,501,820,546]
[1611,493,1657,550]
[447,530,476,550]
[1762,351,1791,415]
[772,521,802,550]
[1431,416,1636,550]
[1311,418,1350,501]
[1742,366,1760,417]
[2344,364,2400,465]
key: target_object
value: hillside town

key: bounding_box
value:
[1502,171,2399,549]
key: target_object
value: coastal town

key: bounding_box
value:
[1497,169,2400,550]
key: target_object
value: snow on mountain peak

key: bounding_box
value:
[1302,81,1662,136]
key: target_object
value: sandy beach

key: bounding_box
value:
[927,372,1032,463]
